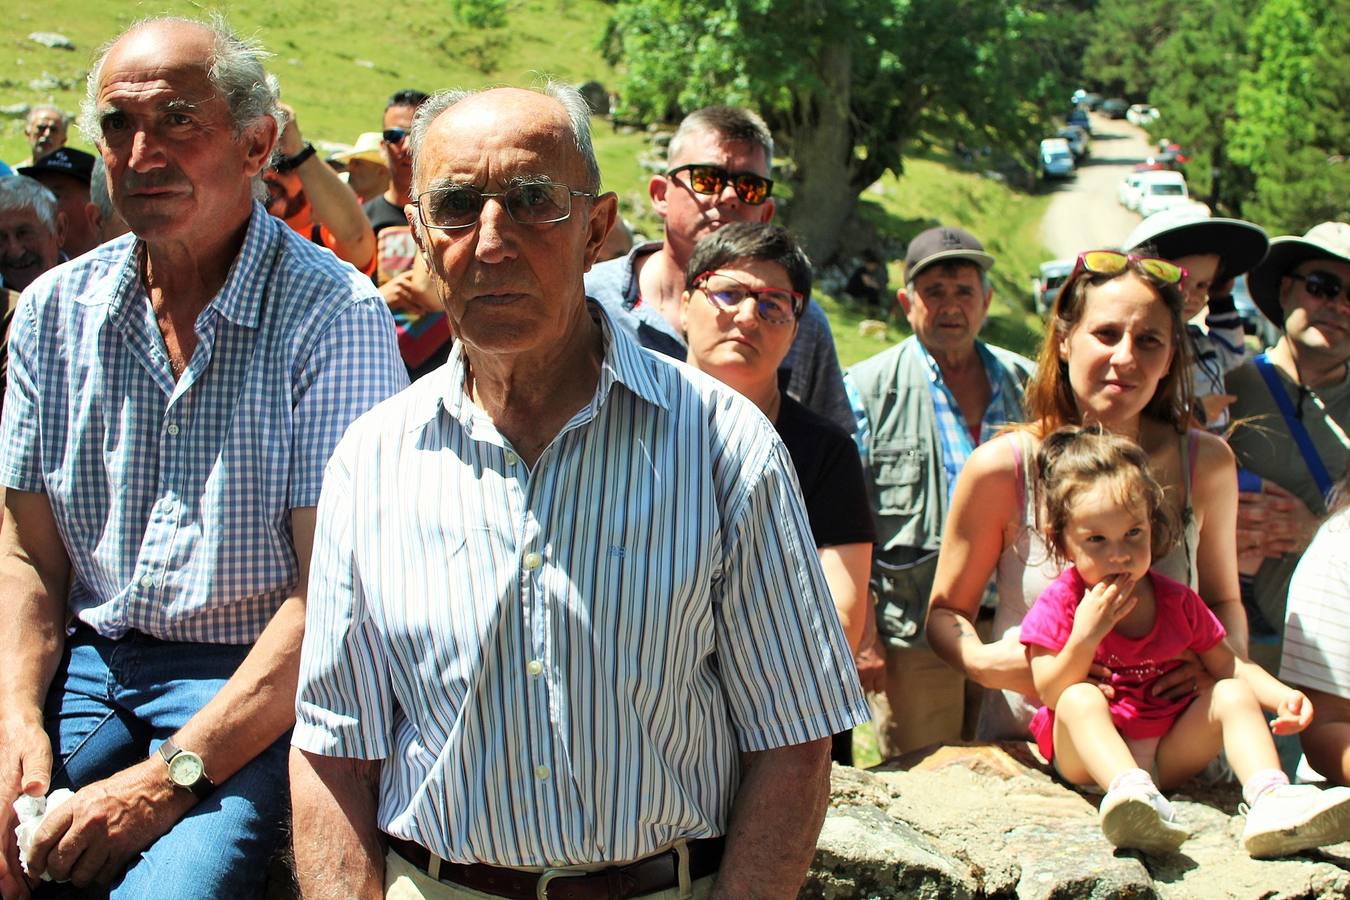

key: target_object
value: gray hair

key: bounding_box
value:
[0,176,60,234]
[79,14,279,202]
[88,156,115,225]
[668,107,774,168]
[27,105,67,127]
[409,81,602,197]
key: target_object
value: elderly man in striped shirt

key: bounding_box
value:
[290,84,870,900]
[0,17,406,899]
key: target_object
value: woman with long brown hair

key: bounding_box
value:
[926,250,1251,739]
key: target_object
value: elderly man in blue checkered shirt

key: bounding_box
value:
[844,226,1035,763]
[0,17,406,899]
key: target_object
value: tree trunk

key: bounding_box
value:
[780,42,857,265]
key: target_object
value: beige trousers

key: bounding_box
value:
[384,847,717,900]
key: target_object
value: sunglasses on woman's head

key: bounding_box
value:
[1073,250,1188,288]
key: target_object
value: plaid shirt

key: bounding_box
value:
[919,341,1022,507]
[0,204,407,644]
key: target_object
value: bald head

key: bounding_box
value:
[409,83,601,197]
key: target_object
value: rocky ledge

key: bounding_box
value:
[806,743,1350,899]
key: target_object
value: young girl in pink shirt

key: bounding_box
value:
[1020,426,1350,856]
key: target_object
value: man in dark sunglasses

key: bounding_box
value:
[585,106,856,433]
[1226,221,1350,678]
[361,89,451,380]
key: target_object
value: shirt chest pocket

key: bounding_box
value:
[869,439,928,517]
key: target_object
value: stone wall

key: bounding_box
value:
[806,743,1350,899]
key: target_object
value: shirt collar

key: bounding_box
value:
[107,202,279,329]
[409,297,670,433]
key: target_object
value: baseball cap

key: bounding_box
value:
[18,147,95,185]
[904,226,996,282]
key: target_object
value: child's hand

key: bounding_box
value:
[1271,690,1314,735]
[1071,574,1137,642]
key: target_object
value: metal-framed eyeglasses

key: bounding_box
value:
[693,270,804,326]
[412,182,595,231]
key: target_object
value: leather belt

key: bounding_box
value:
[386,834,724,900]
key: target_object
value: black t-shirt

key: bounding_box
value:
[774,394,876,548]
[362,195,406,233]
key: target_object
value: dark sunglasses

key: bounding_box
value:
[1289,271,1350,304]
[693,270,803,325]
[382,127,408,144]
[666,164,773,205]
[1073,249,1188,288]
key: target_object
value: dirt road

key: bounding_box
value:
[1039,113,1157,261]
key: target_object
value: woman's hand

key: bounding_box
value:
[1149,654,1214,702]
[1271,690,1314,735]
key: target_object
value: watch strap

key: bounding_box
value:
[157,738,216,800]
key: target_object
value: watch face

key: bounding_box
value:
[168,751,204,787]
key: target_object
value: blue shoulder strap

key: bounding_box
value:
[1253,352,1334,500]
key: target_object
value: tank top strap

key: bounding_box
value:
[1181,428,1199,507]
[1009,431,1037,520]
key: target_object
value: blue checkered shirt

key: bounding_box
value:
[0,203,408,644]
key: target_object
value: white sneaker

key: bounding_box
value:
[1241,784,1350,858]
[1099,786,1190,854]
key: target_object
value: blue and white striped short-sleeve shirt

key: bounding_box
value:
[294,303,869,867]
[0,203,408,645]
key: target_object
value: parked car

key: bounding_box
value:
[1039,138,1076,180]
[1101,98,1130,119]
[1067,107,1091,134]
[1119,171,1149,209]
[1057,126,1089,160]
[1033,258,1075,316]
[1126,104,1160,127]
[1135,171,1189,217]
[1071,89,1103,110]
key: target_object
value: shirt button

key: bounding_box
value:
[534,765,550,781]
[527,660,544,676]
[523,552,542,570]
[139,575,154,589]
[504,451,518,466]
[165,423,181,436]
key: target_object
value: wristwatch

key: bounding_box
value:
[157,738,215,800]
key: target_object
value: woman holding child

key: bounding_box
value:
[924,249,1350,854]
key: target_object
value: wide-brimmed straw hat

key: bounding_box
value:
[1122,203,1269,282]
[1246,221,1350,325]
[328,132,386,166]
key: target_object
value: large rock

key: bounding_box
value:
[805,744,1350,899]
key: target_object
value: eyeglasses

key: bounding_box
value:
[666,164,773,206]
[693,271,804,325]
[1073,250,1188,288]
[412,182,594,230]
[1289,271,1350,305]
[382,128,408,144]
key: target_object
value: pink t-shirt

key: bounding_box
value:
[1020,567,1227,762]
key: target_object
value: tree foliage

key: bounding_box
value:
[1079,0,1170,99]
[603,0,1077,262]
[1228,0,1349,230]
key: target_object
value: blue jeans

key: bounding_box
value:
[36,626,290,900]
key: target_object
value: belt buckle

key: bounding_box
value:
[536,867,587,900]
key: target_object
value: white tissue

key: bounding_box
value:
[13,789,73,881]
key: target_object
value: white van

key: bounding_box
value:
[1135,171,1189,217]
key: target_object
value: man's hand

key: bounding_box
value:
[0,716,52,900]
[24,759,193,889]
[1199,393,1237,424]
[1271,690,1314,736]
[1238,484,1319,561]
[276,102,305,159]
[853,631,886,695]
[379,270,441,316]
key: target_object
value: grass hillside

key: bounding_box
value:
[4,1,1052,363]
